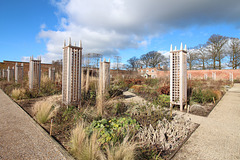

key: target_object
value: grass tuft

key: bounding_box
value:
[69,122,105,160]
[33,95,60,124]
[106,136,136,160]
[11,88,26,100]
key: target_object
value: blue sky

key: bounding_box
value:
[0,0,240,65]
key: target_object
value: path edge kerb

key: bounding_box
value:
[1,89,74,160]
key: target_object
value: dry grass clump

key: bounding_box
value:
[69,122,105,160]
[137,115,194,151]
[11,88,26,100]
[41,74,49,84]
[106,136,136,160]
[33,95,61,124]
[55,72,62,82]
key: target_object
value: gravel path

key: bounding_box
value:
[0,89,73,160]
[173,83,240,160]
[123,91,206,124]
[123,91,147,104]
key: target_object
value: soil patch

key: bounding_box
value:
[16,97,72,150]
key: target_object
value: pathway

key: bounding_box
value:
[173,84,240,160]
[0,89,73,160]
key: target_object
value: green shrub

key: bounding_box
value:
[40,80,61,96]
[144,78,159,87]
[191,88,218,104]
[86,117,140,146]
[203,89,218,103]
[25,89,39,98]
[153,94,170,107]
[191,89,204,103]
[82,90,97,106]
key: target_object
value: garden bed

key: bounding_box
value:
[128,78,232,117]
[1,77,219,160]
[15,94,198,160]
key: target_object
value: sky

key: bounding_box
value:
[1,0,240,65]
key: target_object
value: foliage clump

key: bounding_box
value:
[153,94,170,107]
[87,117,140,146]
[191,88,218,104]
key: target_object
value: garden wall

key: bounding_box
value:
[138,67,240,80]
[0,60,52,77]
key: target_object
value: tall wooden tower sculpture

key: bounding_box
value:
[170,43,187,112]
[62,38,82,106]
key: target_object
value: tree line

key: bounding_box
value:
[127,34,240,71]
[187,34,240,70]
[127,51,169,71]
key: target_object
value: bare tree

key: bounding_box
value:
[187,49,197,70]
[114,55,122,71]
[127,56,139,71]
[52,59,62,73]
[140,51,166,68]
[228,38,240,69]
[207,34,228,70]
[140,53,151,68]
[195,44,209,70]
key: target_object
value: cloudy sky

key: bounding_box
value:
[1,0,240,64]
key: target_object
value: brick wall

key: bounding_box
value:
[138,67,240,80]
[0,60,52,78]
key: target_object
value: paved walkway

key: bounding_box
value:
[0,89,73,160]
[173,84,240,160]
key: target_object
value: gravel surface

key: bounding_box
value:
[0,89,74,160]
[173,83,240,160]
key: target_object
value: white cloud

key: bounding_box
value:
[110,62,125,69]
[21,56,30,62]
[36,0,240,63]
[40,24,46,30]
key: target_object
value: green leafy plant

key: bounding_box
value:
[153,94,170,107]
[86,117,140,146]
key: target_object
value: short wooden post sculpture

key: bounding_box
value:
[170,43,187,113]
[204,74,208,80]
[85,68,90,93]
[7,66,14,82]
[48,67,55,82]
[62,38,82,106]
[229,72,233,82]
[81,68,84,90]
[29,56,41,91]
[15,63,24,83]
[2,69,7,79]
[212,72,216,80]
[7,66,10,82]
[97,58,110,115]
